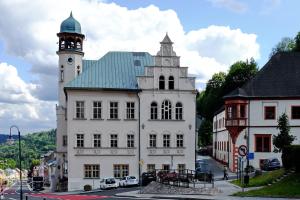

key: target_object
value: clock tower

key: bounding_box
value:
[56,12,85,180]
[57,12,85,105]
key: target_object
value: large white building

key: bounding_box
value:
[55,13,196,191]
[213,52,300,172]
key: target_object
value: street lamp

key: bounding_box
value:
[7,125,23,200]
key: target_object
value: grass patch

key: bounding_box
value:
[233,173,300,198]
[231,168,285,187]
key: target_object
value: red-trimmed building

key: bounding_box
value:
[213,52,300,172]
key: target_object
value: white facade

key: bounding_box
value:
[213,100,300,172]
[55,16,196,191]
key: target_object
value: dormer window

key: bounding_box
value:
[168,76,174,90]
[159,76,165,90]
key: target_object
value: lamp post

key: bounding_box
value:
[8,125,23,200]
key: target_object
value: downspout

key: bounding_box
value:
[138,93,141,178]
[247,100,250,170]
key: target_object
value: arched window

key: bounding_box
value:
[76,40,82,50]
[175,102,183,120]
[159,76,165,90]
[161,100,172,120]
[150,102,158,120]
[169,76,174,90]
[60,40,65,49]
[77,66,80,76]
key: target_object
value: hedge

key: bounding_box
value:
[282,145,300,172]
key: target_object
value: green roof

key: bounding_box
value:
[65,51,154,90]
[60,12,82,34]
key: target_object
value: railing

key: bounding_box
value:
[226,118,247,126]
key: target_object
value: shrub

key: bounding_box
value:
[282,145,300,172]
[83,184,92,191]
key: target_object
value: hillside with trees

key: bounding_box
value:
[0,129,56,170]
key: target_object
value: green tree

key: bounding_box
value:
[270,37,295,57]
[198,119,213,147]
[273,113,296,152]
[293,32,300,51]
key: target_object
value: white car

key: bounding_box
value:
[119,176,139,187]
[100,177,118,189]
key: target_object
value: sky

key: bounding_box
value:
[0,0,299,134]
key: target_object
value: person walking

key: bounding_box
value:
[223,165,229,180]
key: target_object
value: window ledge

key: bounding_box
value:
[90,118,104,121]
[147,147,186,149]
[107,119,121,121]
[148,119,185,122]
[73,118,87,120]
[83,178,100,179]
[124,119,138,121]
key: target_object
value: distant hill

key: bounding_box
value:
[0,129,56,169]
[0,134,21,144]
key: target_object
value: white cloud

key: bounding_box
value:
[0,0,260,132]
[0,63,56,133]
[206,0,248,13]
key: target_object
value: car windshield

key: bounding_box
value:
[129,176,136,179]
[105,178,116,184]
[271,159,279,162]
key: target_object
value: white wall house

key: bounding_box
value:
[55,13,196,191]
[213,53,300,172]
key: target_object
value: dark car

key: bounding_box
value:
[261,158,281,171]
[141,172,156,186]
[195,162,213,182]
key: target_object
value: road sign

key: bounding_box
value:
[238,145,248,157]
[139,159,144,166]
[247,152,254,160]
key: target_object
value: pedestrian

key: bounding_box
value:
[223,165,229,180]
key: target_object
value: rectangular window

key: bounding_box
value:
[110,102,118,119]
[162,164,170,172]
[62,135,67,147]
[127,134,134,148]
[240,105,246,118]
[176,134,184,147]
[126,102,135,119]
[178,164,186,174]
[113,164,129,178]
[255,134,271,152]
[292,106,300,119]
[149,134,157,147]
[265,106,276,120]
[84,164,100,178]
[60,70,64,81]
[76,101,85,119]
[93,134,101,148]
[110,134,118,148]
[163,134,170,147]
[76,134,84,147]
[93,101,102,119]
[147,164,155,172]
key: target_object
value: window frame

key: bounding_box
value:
[168,76,174,90]
[264,106,276,120]
[93,134,101,148]
[149,134,157,148]
[110,102,119,119]
[163,134,170,148]
[255,134,271,152]
[84,164,100,179]
[126,102,135,119]
[161,100,172,120]
[110,134,118,148]
[176,134,184,148]
[178,164,185,174]
[175,102,183,120]
[127,134,135,148]
[62,135,67,147]
[159,75,165,90]
[150,102,158,120]
[147,164,155,172]
[76,134,84,148]
[93,101,102,119]
[75,101,85,119]
[291,106,300,119]
[113,164,129,178]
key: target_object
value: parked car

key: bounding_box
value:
[260,158,281,171]
[119,176,139,187]
[100,177,118,189]
[32,176,44,191]
[195,162,213,182]
[141,172,156,186]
